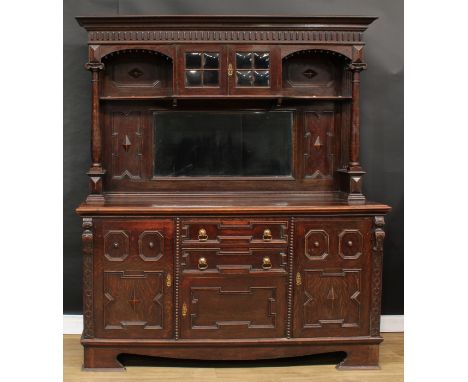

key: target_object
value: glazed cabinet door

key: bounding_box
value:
[176,45,228,95]
[228,45,280,95]
[293,218,372,338]
[180,274,287,339]
[93,219,175,339]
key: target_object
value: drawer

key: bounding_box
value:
[181,247,288,274]
[181,218,289,246]
[180,274,287,339]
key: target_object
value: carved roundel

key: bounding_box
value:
[139,231,164,261]
[104,230,129,261]
[339,229,363,259]
[304,229,329,260]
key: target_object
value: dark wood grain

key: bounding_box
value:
[75,15,389,371]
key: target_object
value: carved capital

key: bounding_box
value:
[348,62,367,72]
[82,217,94,338]
[84,61,104,72]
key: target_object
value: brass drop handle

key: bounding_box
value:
[228,63,233,76]
[198,257,208,270]
[262,256,272,270]
[263,229,272,241]
[198,228,208,241]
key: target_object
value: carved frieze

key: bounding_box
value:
[87,30,364,44]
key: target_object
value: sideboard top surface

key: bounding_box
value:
[76,192,390,216]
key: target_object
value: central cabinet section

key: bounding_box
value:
[179,218,289,339]
[177,45,280,95]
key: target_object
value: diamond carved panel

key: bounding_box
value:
[104,230,129,261]
[103,271,164,330]
[304,229,329,260]
[338,229,363,259]
[302,269,361,329]
[139,231,164,261]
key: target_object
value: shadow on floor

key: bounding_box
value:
[117,351,347,368]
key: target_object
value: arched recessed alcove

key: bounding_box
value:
[282,49,351,97]
[101,49,173,97]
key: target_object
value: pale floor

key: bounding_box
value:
[64,333,403,382]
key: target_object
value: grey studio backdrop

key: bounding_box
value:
[64,0,403,315]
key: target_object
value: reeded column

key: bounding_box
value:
[84,62,105,202]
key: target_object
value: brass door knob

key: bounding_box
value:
[198,257,208,270]
[262,256,272,269]
[198,228,208,241]
[263,229,272,241]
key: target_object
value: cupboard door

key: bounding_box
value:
[180,274,287,339]
[94,219,175,339]
[228,46,280,95]
[293,218,372,337]
[176,45,227,95]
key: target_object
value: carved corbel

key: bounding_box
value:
[373,216,386,251]
[82,218,94,339]
[370,216,386,337]
[84,61,105,72]
[347,62,367,72]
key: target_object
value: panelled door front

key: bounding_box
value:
[94,219,174,339]
[180,274,287,339]
[293,217,373,337]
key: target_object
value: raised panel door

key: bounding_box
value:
[93,219,175,339]
[293,218,372,337]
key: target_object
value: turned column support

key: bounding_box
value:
[348,62,367,171]
[338,61,367,204]
[84,61,106,203]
